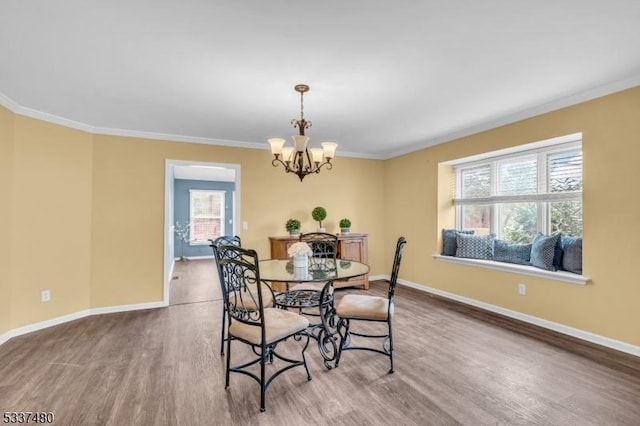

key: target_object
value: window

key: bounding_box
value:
[454,136,582,243]
[190,190,225,244]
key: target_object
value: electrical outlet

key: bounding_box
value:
[41,290,51,302]
[518,283,526,296]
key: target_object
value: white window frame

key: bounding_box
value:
[189,190,226,245]
[438,133,587,285]
[453,134,582,240]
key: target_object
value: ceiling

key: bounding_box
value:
[1,1,640,159]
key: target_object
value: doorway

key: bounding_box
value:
[163,159,241,305]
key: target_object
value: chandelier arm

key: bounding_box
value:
[271,157,288,170]
[272,155,297,173]
[314,159,333,173]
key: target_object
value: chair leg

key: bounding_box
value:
[260,346,267,412]
[388,319,394,374]
[225,335,232,389]
[220,308,227,356]
[301,334,312,381]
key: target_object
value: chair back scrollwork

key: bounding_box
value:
[210,236,242,298]
[218,246,265,326]
[299,232,338,273]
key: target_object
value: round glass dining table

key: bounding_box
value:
[258,258,370,368]
[258,258,370,286]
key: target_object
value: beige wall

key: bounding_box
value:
[9,115,93,328]
[385,86,640,346]
[0,106,13,335]
[90,134,386,308]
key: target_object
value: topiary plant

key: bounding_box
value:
[285,218,301,234]
[339,218,351,234]
[311,206,327,229]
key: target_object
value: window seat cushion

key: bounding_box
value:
[493,240,532,265]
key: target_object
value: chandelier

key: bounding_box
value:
[268,84,338,181]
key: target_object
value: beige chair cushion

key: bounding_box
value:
[290,282,333,294]
[228,284,273,310]
[336,294,393,321]
[229,308,309,345]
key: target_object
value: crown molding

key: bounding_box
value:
[381,73,640,159]
[3,73,639,161]
[0,91,383,158]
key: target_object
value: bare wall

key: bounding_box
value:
[9,115,93,329]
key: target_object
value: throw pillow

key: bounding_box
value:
[456,233,495,260]
[561,236,582,274]
[493,240,532,265]
[553,237,564,270]
[442,229,474,256]
[530,233,561,271]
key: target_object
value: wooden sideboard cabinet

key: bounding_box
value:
[269,233,369,290]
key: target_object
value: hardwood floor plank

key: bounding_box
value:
[170,259,220,305]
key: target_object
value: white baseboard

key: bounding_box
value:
[90,301,168,316]
[0,300,167,347]
[395,277,640,358]
[174,255,215,261]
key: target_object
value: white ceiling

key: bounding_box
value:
[1,1,639,159]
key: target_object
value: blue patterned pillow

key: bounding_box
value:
[456,233,495,260]
[553,237,564,270]
[442,229,474,256]
[494,240,532,265]
[530,233,561,271]
[561,236,582,274]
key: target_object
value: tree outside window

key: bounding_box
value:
[190,190,225,244]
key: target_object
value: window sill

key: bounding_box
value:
[189,241,211,246]
[433,255,589,285]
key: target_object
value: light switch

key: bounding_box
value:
[242,221,249,230]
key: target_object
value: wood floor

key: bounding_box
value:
[170,259,219,305]
[1,259,639,425]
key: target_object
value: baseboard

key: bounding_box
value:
[0,301,167,347]
[393,277,640,358]
[90,301,168,316]
[174,255,215,261]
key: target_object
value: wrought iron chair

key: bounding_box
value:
[290,232,339,292]
[217,245,311,412]
[335,237,407,373]
[210,236,274,356]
